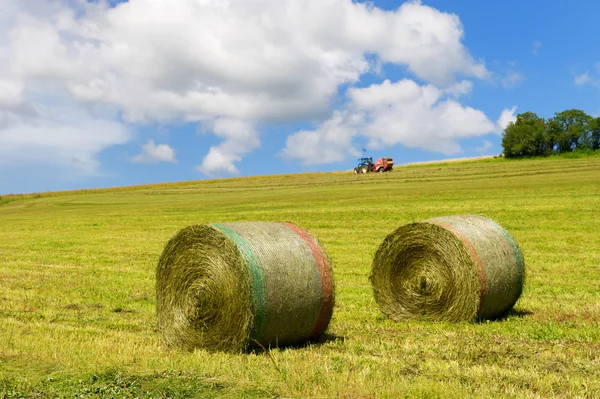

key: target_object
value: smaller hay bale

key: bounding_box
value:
[370,215,524,322]
[156,222,334,352]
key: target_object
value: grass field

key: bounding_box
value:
[1,155,599,398]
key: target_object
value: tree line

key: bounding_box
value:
[502,109,600,157]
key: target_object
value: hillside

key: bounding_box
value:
[1,156,599,398]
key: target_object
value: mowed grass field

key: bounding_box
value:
[1,155,599,398]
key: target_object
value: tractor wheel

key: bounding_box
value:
[353,168,358,174]
[378,167,384,173]
[361,165,369,173]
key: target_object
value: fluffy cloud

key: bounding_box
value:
[283,79,515,164]
[132,139,177,164]
[0,101,129,174]
[1,0,490,176]
[196,118,259,176]
[281,111,361,165]
[496,106,517,132]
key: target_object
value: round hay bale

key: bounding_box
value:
[156,222,334,352]
[370,215,524,322]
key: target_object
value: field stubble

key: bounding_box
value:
[1,156,599,398]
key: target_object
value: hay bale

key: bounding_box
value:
[156,222,334,352]
[370,215,524,322]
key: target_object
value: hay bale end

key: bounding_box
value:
[370,215,525,322]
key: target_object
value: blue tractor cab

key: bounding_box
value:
[354,157,373,173]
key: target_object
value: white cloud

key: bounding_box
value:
[281,111,360,165]
[132,139,177,164]
[196,118,259,176]
[474,140,493,153]
[496,106,517,132]
[444,80,474,97]
[0,80,22,105]
[0,102,130,174]
[575,72,599,87]
[1,0,489,177]
[501,72,523,89]
[575,63,600,88]
[283,79,515,164]
[575,73,592,86]
[532,41,542,56]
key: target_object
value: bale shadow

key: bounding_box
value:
[310,332,345,346]
[480,308,534,323]
[248,332,345,355]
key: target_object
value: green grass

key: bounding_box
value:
[1,156,599,398]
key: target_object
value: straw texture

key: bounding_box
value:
[370,215,524,322]
[156,222,334,352]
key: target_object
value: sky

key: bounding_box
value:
[1,0,599,194]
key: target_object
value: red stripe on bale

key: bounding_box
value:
[282,222,334,339]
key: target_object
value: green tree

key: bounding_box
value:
[501,112,547,157]
[544,118,561,153]
[548,109,592,152]
[587,117,600,150]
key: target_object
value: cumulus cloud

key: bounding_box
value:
[132,140,177,164]
[496,106,518,132]
[0,101,130,174]
[283,79,515,164]
[1,0,490,177]
[281,111,361,165]
[443,80,474,97]
[196,118,259,176]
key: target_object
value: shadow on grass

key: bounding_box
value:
[480,308,534,323]
[248,332,345,354]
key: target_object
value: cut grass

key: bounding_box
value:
[1,156,599,398]
[1,369,273,399]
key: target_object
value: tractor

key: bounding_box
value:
[354,157,373,174]
[353,157,394,173]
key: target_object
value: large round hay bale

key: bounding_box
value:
[370,215,524,322]
[156,222,334,352]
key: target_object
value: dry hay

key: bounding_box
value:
[370,215,525,322]
[156,222,334,352]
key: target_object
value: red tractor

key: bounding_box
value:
[353,157,394,173]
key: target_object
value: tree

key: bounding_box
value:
[548,109,592,152]
[587,117,600,150]
[544,118,561,154]
[502,121,520,157]
[501,112,547,157]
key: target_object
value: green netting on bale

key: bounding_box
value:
[156,222,334,352]
[370,215,525,322]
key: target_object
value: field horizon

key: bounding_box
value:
[1,155,599,398]
[1,155,501,198]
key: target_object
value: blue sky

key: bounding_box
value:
[0,0,599,194]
